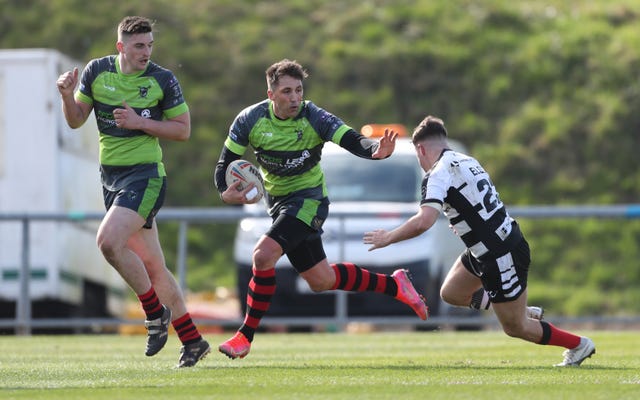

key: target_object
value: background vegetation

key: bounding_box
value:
[1,0,638,315]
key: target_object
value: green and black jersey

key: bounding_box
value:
[76,55,188,189]
[223,99,353,197]
[216,99,381,228]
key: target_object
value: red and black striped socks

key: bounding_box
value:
[172,313,202,346]
[330,262,397,296]
[239,267,276,342]
[138,287,164,320]
[138,287,203,346]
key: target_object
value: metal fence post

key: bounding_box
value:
[176,220,189,293]
[334,216,348,331]
[16,217,31,335]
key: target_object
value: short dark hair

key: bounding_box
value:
[118,16,154,38]
[411,116,448,144]
[266,59,308,90]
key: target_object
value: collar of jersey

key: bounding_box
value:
[114,55,148,78]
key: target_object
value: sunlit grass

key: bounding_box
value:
[0,331,638,399]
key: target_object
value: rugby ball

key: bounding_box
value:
[225,159,264,202]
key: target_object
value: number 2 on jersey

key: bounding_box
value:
[476,178,502,213]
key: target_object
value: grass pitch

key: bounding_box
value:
[0,330,638,399]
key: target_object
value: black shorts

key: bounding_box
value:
[103,177,166,229]
[460,238,530,303]
[266,214,326,273]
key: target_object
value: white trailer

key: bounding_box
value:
[0,49,126,323]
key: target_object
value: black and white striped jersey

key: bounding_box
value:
[420,149,523,259]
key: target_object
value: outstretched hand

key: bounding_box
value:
[363,229,390,251]
[371,129,399,159]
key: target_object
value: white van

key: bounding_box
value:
[233,125,467,318]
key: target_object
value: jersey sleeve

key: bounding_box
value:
[224,102,264,155]
[214,146,242,193]
[159,73,188,119]
[336,129,380,159]
[304,101,352,143]
[216,103,261,194]
[419,161,450,209]
[75,59,98,105]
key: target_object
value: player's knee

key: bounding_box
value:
[96,234,118,264]
[440,287,453,304]
[440,286,466,307]
[252,248,279,269]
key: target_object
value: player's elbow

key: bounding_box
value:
[413,219,431,234]
[67,121,83,129]
[172,123,190,141]
[170,114,191,141]
[64,110,87,129]
[175,130,190,141]
[66,114,89,129]
[412,216,435,235]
